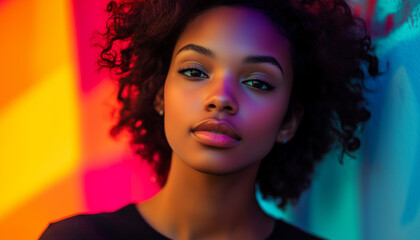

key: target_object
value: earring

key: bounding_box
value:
[282,138,288,144]
[159,110,164,116]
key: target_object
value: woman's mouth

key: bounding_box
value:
[191,119,241,148]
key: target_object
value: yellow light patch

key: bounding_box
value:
[0,63,80,220]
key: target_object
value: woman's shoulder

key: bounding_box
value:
[39,203,168,240]
[267,219,325,240]
[40,204,324,240]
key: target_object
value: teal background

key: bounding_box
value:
[260,1,420,239]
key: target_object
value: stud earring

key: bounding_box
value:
[159,110,164,116]
[282,138,288,144]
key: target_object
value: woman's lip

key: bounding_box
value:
[192,131,240,148]
[191,119,241,141]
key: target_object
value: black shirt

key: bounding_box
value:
[40,204,323,239]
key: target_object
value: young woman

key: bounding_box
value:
[40,0,378,239]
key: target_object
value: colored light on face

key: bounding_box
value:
[163,6,294,175]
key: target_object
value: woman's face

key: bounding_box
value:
[162,6,295,175]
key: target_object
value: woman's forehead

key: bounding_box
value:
[175,6,290,52]
[172,6,293,78]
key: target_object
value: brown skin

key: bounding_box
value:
[137,6,302,240]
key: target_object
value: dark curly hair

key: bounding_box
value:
[97,0,378,208]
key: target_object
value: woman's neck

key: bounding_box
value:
[137,152,275,240]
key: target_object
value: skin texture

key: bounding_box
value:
[138,6,302,240]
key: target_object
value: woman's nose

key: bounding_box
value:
[203,75,238,115]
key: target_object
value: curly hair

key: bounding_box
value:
[97,0,378,208]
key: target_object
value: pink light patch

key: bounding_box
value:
[384,14,394,35]
[135,120,143,128]
[72,0,111,93]
[353,3,362,17]
[140,129,147,135]
[82,155,160,213]
[366,0,378,32]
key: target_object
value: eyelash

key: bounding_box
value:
[177,67,275,91]
[177,67,209,79]
[243,79,275,91]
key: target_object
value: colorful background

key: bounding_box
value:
[0,0,419,239]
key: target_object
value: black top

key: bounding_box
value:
[39,204,323,240]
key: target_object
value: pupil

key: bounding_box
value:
[253,81,262,88]
[190,70,200,77]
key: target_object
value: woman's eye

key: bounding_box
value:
[178,68,208,79]
[243,79,274,91]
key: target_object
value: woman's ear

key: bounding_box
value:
[276,103,304,144]
[153,86,164,114]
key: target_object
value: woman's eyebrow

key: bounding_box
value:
[176,43,284,75]
[176,44,215,58]
[243,56,284,76]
